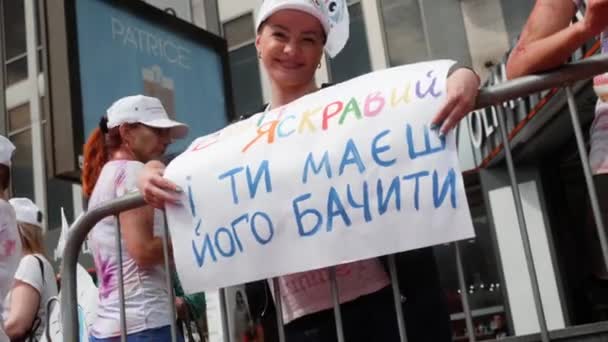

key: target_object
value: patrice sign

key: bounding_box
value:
[165,60,475,293]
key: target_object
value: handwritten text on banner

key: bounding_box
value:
[165,60,476,293]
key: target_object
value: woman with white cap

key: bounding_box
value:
[81,94,188,341]
[3,197,58,341]
[0,135,22,341]
[138,1,480,340]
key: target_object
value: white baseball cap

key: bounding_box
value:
[106,95,189,139]
[0,135,15,167]
[256,0,350,58]
[9,197,44,232]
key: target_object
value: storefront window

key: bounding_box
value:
[435,173,510,340]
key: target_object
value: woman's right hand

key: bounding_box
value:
[582,0,608,37]
[137,160,182,209]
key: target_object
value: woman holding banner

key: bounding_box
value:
[138,0,481,340]
[82,95,189,341]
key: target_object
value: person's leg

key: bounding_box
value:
[394,248,453,341]
[342,287,400,342]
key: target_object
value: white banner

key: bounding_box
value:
[165,60,475,294]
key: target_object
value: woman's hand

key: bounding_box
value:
[431,68,480,136]
[582,0,608,37]
[137,160,182,209]
[175,297,189,320]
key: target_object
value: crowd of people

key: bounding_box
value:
[0,0,607,340]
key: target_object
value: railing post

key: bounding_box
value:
[329,267,345,342]
[495,105,551,342]
[272,278,287,342]
[455,242,475,342]
[115,217,128,342]
[388,254,408,342]
[162,214,179,342]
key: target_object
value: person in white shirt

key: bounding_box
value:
[0,135,22,341]
[81,95,188,341]
[3,198,58,341]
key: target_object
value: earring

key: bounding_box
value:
[318,63,322,69]
[258,51,262,59]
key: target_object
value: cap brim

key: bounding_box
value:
[142,118,189,139]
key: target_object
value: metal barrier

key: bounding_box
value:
[60,53,608,342]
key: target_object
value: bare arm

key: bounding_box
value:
[119,205,165,268]
[507,0,608,79]
[4,281,40,339]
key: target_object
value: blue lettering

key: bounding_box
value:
[339,139,366,176]
[377,177,401,215]
[246,160,272,199]
[406,124,446,159]
[187,176,196,217]
[214,227,236,257]
[327,187,351,231]
[347,182,372,222]
[230,214,249,252]
[433,169,457,208]
[192,233,217,267]
[277,115,296,137]
[371,130,396,167]
[293,193,323,237]
[302,151,332,184]
[194,218,202,237]
[251,211,274,245]
[218,167,244,204]
[403,171,430,210]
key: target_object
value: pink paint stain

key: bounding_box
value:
[95,253,115,299]
[2,239,16,257]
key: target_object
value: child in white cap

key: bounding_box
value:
[138,0,480,340]
[3,198,58,341]
[82,95,188,342]
[0,135,22,341]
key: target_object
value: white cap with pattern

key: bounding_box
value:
[256,0,350,58]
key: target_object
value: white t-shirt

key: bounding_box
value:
[88,160,171,338]
[0,199,21,341]
[573,0,608,174]
[2,253,58,340]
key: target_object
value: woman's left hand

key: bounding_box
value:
[431,68,480,136]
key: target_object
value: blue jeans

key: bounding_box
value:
[90,325,184,342]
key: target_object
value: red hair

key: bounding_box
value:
[81,127,122,198]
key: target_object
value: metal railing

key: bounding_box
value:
[59,53,608,342]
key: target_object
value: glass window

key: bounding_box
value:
[380,0,428,66]
[6,56,27,86]
[8,102,31,132]
[227,44,264,116]
[223,13,264,117]
[435,174,510,340]
[224,13,256,48]
[9,129,34,200]
[329,2,371,83]
[3,0,26,60]
[46,177,74,230]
